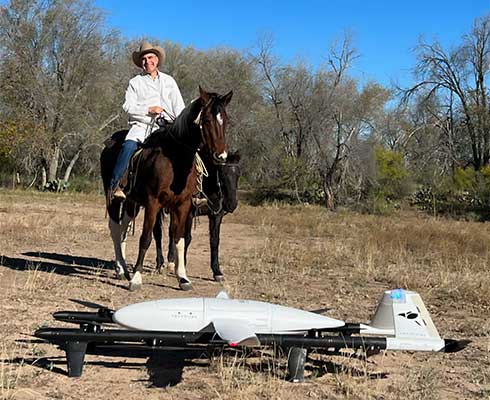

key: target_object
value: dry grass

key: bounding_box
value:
[229,204,490,310]
[0,191,489,399]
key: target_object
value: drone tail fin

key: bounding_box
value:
[364,289,465,352]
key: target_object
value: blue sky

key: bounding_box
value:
[3,0,489,86]
[94,0,489,87]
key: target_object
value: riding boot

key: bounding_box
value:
[110,139,139,201]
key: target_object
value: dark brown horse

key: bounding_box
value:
[100,87,232,291]
[155,151,241,281]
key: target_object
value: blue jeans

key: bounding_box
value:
[110,139,139,190]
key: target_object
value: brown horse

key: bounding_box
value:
[100,87,232,291]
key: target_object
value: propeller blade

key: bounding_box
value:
[309,307,333,315]
[69,299,107,310]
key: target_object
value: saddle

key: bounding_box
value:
[104,121,207,206]
[104,129,144,205]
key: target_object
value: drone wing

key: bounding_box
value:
[212,319,260,347]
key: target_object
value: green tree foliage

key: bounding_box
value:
[374,147,411,200]
[0,120,20,164]
[453,166,490,205]
[412,166,490,218]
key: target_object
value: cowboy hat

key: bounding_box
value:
[132,42,166,68]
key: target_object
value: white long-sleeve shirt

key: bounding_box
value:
[123,71,185,142]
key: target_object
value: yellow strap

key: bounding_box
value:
[194,152,208,195]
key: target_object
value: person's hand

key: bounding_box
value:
[148,106,164,115]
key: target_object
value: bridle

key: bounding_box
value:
[194,97,224,155]
[204,161,240,216]
[206,170,224,215]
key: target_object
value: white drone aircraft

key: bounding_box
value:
[35,288,467,382]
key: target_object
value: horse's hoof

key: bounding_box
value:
[214,275,225,283]
[179,278,193,291]
[129,272,142,291]
[129,282,141,292]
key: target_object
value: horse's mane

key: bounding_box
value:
[144,98,202,148]
[172,92,226,138]
[171,98,202,140]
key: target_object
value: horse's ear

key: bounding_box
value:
[199,86,211,103]
[220,90,233,107]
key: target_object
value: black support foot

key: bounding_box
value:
[65,341,88,377]
[287,347,307,383]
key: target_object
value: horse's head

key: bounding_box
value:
[218,151,241,213]
[195,86,232,164]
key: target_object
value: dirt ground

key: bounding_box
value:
[0,190,489,400]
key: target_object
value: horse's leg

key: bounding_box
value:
[170,202,193,291]
[167,209,193,273]
[166,222,176,275]
[153,209,165,274]
[209,213,225,282]
[109,213,131,281]
[184,211,193,266]
[120,210,132,266]
[129,200,159,291]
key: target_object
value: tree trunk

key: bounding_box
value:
[323,177,335,210]
[41,166,47,188]
[63,149,81,182]
[48,144,60,182]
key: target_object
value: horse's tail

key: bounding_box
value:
[100,130,129,193]
[100,130,129,221]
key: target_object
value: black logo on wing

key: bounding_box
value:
[398,311,421,326]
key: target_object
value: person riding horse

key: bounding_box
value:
[110,42,185,200]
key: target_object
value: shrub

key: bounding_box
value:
[373,147,411,202]
[43,179,69,192]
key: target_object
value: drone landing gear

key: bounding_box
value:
[63,341,309,382]
[65,341,88,377]
[287,347,307,383]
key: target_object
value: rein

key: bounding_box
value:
[202,160,239,215]
[195,152,209,196]
[202,169,224,215]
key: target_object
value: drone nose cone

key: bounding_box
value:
[114,298,205,331]
[113,302,157,330]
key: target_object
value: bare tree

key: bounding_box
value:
[0,0,125,188]
[253,33,295,158]
[310,34,360,209]
[405,14,490,170]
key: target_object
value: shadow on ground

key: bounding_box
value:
[0,252,112,277]
[23,251,113,270]
[6,346,210,387]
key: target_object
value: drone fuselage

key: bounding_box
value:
[114,297,345,336]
